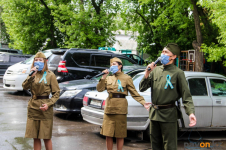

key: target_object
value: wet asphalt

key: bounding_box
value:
[1,82,226,150]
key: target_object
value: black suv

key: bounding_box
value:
[56,48,139,82]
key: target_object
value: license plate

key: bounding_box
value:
[90,99,101,107]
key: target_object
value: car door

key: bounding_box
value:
[69,52,91,79]
[180,77,212,128]
[208,77,226,127]
[89,54,112,76]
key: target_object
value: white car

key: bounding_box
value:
[81,71,226,138]
[3,50,52,94]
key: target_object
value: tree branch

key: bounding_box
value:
[39,0,49,10]
[135,5,153,34]
[91,0,104,14]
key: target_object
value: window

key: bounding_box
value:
[72,53,90,66]
[132,74,150,92]
[22,50,52,64]
[10,56,27,63]
[188,78,208,96]
[48,54,62,64]
[210,79,226,96]
[120,58,134,66]
[91,55,111,67]
[133,55,141,61]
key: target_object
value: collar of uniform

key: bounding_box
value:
[163,63,174,70]
[114,71,123,76]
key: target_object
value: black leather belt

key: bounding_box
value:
[36,96,49,99]
[152,103,175,110]
[109,93,126,98]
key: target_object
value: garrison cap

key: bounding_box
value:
[34,52,46,59]
[110,57,123,65]
[165,43,181,57]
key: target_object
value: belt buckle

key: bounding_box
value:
[153,105,159,110]
[32,95,37,99]
[109,93,112,99]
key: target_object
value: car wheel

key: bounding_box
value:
[24,89,31,96]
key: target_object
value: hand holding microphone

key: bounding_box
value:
[101,69,109,79]
[29,65,39,77]
[145,57,162,79]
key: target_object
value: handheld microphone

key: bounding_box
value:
[92,69,110,78]
[29,65,39,76]
[147,57,162,71]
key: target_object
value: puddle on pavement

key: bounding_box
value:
[14,137,33,150]
[5,140,17,150]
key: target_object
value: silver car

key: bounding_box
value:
[81,71,226,136]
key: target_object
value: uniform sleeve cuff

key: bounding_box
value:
[140,100,146,106]
[28,76,35,82]
[99,79,106,82]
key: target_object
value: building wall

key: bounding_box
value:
[113,30,138,55]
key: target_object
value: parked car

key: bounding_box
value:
[81,71,226,139]
[0,53,31,77]
[3,49,67,95]
[56,48,140,83]
[54,66,146,113]
[124,54,149,65]
[47,48,68,74]
[0,48,23,54]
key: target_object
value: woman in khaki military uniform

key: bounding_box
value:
[97,57,150,150]
[22,52,60,150]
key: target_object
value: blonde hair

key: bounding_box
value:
[31,58,48,73]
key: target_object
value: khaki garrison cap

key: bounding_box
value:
[34,52,46,59]
[110,57,123,65]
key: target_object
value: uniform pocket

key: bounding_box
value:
[44,83,51,93]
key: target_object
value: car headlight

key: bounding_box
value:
[17,68,28,74]
[60,90,82,97]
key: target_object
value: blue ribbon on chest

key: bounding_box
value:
[164,75,174,89]
[39,71,47,84]
[117,79,124,92]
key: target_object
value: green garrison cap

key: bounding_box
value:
[165,43,181,56]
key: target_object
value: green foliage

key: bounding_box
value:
[0,0,120,53]
[0,7,10,44]
[51,0,120,49]
[200,0,226,66]
[121,0,197,60]
[0,0,64,54]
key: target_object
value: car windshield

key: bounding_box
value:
[21,50,52,64]
[132,74,150,92]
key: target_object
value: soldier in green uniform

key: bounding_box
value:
[139,43,197,150]
[97,57,151,150]
[22,52,60,150]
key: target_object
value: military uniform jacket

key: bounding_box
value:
[97,72,146,114]
[139,64,195,122]
[22,70,60,120]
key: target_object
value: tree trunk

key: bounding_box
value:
[210,62,216,73]
[191,0,203,72]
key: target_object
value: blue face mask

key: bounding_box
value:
[34,61,44,71]
[110,65,119,74]
[160,54,171,65]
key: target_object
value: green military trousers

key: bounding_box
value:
[151,120,177,150]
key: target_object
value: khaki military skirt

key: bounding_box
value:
[101,114,127,138]
[25,118,53,139]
